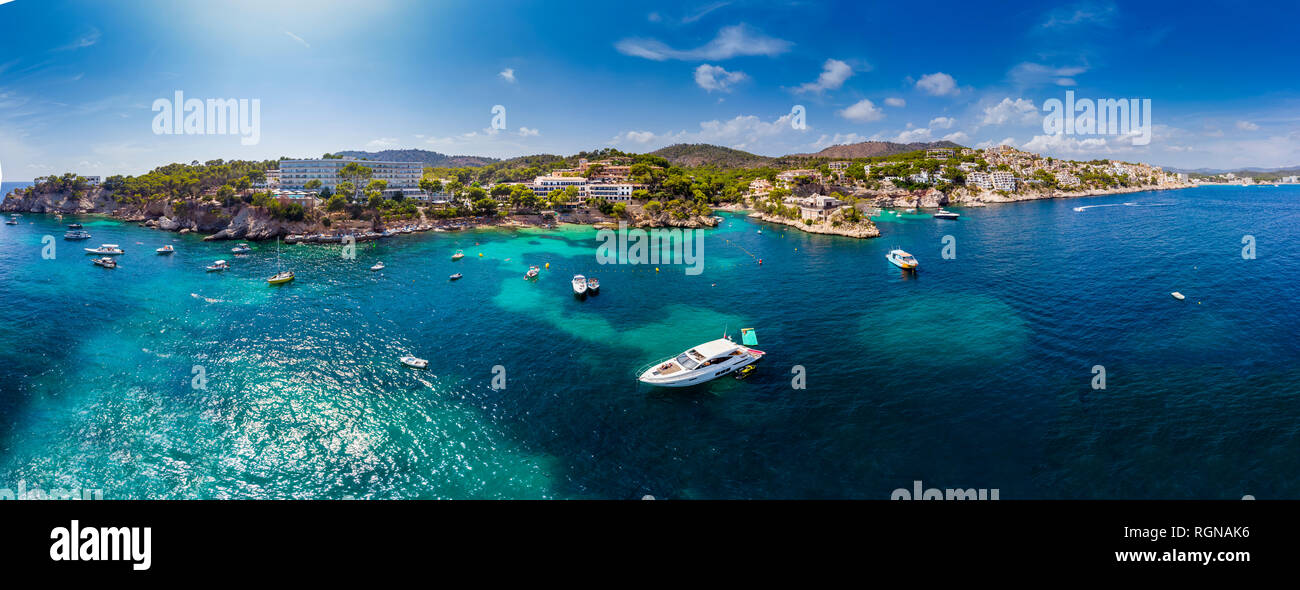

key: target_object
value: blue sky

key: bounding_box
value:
[1,0,1298,179]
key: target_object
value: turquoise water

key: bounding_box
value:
[0,185,1296,499]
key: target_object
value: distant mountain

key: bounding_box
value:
[1166,164,1300,177]
[648,144,774,168]
[791,140,965,159]
[331,149,499,168]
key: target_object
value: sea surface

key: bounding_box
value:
[0,185,1296,499]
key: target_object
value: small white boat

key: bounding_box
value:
[231,243,252,254]
[156,245,174,254]
[4,215,17,225]
[638,338,766,387]
[451,250,465,260]
[572,274,587,295]
[933,209,960,219]
[886,249,918,270]
[449,273,463,280]
[64,230,91,240]
[92,257,117,269]
[525,265,539,279]
[85,244,124,255]
[1171,292,1186,300]
[400,356,428,369]
[206,260,229,272]
[586,277,600,293]
[371,261,385,271]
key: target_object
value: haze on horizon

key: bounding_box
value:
[0,0,1297,179]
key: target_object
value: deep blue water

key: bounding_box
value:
[0,185,1296,499]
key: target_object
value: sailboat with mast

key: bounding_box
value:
[267,237,295,285]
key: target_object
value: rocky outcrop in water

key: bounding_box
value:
[748,211,880,238]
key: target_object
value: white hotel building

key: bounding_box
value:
[531,176,640,202]
[279,157,423,192]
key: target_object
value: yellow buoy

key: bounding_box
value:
[655,267,660,273]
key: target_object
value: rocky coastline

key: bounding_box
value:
[748,211,881,238]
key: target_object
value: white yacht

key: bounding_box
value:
[85,244,124,255]
[637,338,766,388]
[371,261,385,271]
[156,244,175,254]
[572,274,587,295]
[231,243,252,254]
[206,260,229,272]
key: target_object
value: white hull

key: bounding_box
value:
[640,354,760,387]
[638,338,765,387]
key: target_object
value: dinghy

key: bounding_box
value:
[400,356,428,369]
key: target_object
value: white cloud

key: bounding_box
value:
[811,133,870,149]
[499,68,516,83]
[1008,62,1088,87]
[609,112,805,152]
[976,137,1018,150]
[795,59,853,94]
[916,72,959,96]
[884,97,906,107]
[1235,120,1259,131]
[1041,1,1118,28]
[617,131,658,144]
[893,127,932,143]
[929,116,956,129]
[981,97,1039,126]
[1023,133,1111,154]
[518,127,539,137]
[365,137,400,149]
[59,28,101,51]
[284,31,310,49]
[647,12,662,22]
[615,24,791,61]
[839,99,883,122]
[694,64,747,92]
[942,131,970,143]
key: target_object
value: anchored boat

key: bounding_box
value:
[85,244,124,255]
[637,338,766,387]
[400,356,428,369]
[206,260,229,272]
[572,274,587,296]
[156,244,174,254]
[886,249,918,270]
[933,209,960,219]
[266,238,294,285]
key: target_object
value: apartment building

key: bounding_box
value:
[279,157,423,191]
[991,171,1017,191]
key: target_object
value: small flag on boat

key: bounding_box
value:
[740,328,758,346]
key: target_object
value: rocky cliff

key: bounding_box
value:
[1,187,317,240]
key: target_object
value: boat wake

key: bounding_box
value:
[190,292,224,304]
[1073,202,1174,212]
